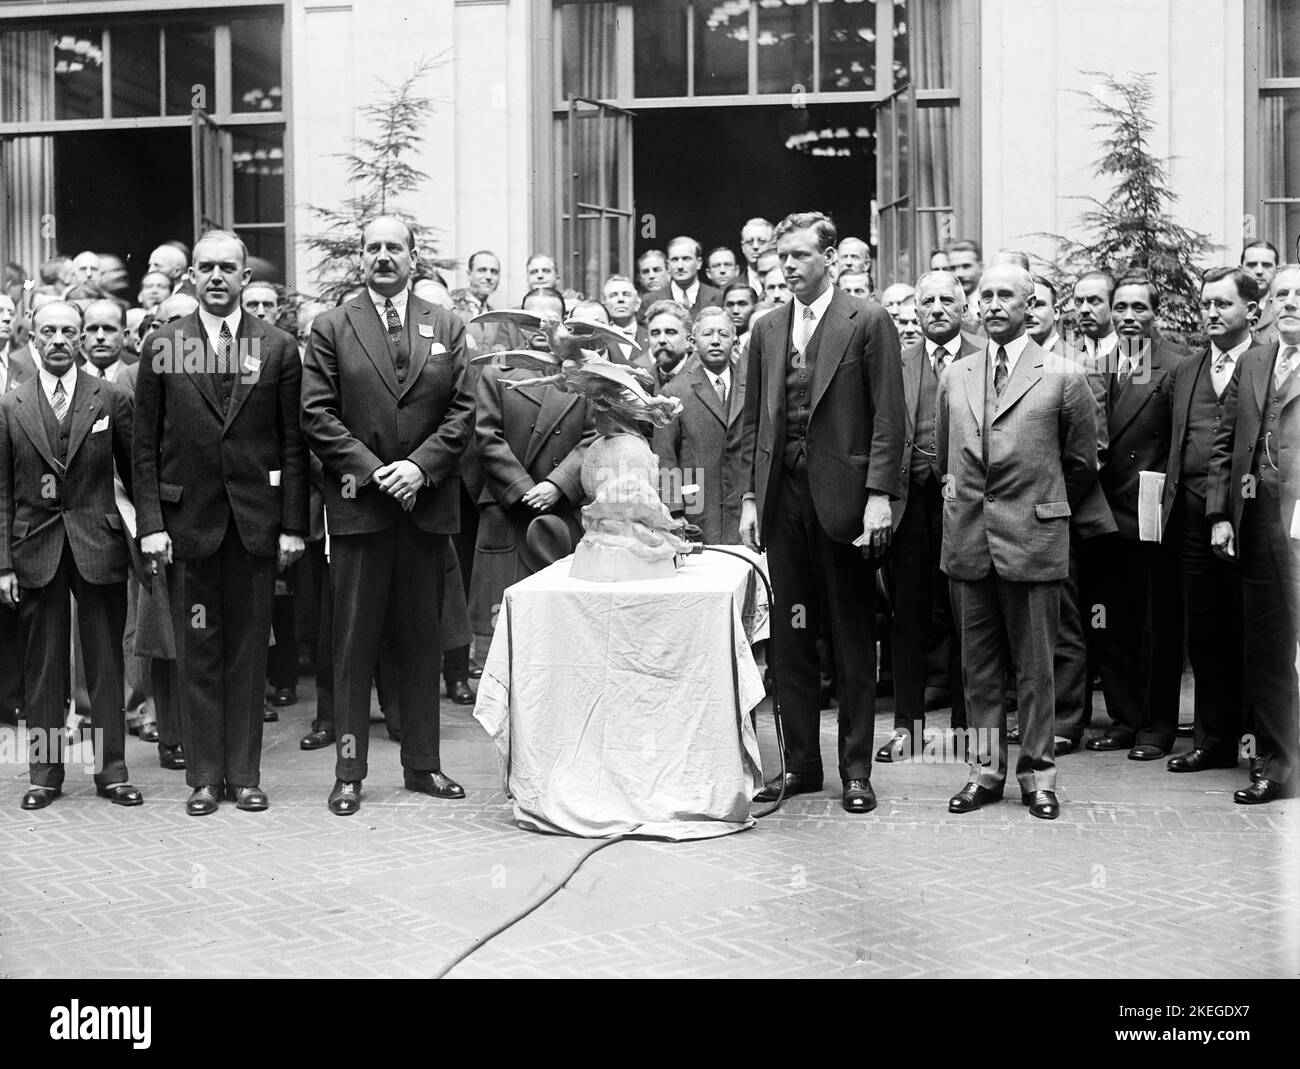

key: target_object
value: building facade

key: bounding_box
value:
[0,0,1291,302]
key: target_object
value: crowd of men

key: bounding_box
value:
[0,215,1296,821]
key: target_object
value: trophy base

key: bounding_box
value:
[569,542,678,583]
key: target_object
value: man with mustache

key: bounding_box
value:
[645,300,694,390]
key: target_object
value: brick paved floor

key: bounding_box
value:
[1,678,1296,979]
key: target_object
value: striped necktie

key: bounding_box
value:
[52,379,69,422]
[1277,346,1296,389]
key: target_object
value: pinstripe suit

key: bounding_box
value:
[0,371,134,788]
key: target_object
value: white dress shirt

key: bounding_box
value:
[370,286,408,327]
[198,306,242,354]
[38,363,77,412]
[927,333,963,372]
[707,365,731,404]
[1209,336,1252,397]
[1082,331,1118,363]
[792,284,835,350]
[85,359,122,383]
[671,280,700,308]
[987,332,1031,380]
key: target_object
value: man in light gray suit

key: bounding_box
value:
[936,265,1100,820]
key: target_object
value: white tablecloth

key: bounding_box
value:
[474,550,767,840]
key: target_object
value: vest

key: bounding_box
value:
[1182,357,1231,501]
[1252,357,1295,506]
[909,350,941,485]
[37,378,72,465]
[782,311,826,470]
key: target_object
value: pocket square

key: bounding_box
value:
[91,416,109,433]
[418,323,435,338]
[430,341,447,354]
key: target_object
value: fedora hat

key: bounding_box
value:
[518,513,575,573]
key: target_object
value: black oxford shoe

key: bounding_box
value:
[269,687,297,707]
[137,720,160,744]
[1233,778,1295,805]
[328,779,362,816]
[20,786,60,810]
[752,771,822,803]
[1250,758,1265,782]
[226,784,268,812]
[1127,744,1168,761]
[403,769,465,799]
[875,730,913,763]
[1167,748,1236,773]
[299,723,335,751]
[263,705,279,723]
[948,781,1004,813]
[842,778,877,814]
[1086,731,1134,751]
[96,783,143,806]
[445,679,475,706]
[158,743,186,770]
[186,785,221,816]
[1021,789,1060,820]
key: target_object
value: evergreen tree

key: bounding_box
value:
[302,55,454,305]
[1041,72,1217,346]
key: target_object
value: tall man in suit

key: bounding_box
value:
[135,230,308,816]
[301,216,475,817]
[877,271,979,763]
[645,237,725,315]
[1242,241,1280,345]
[1207,264,1300,803]
[0,301,140,809]
[653,306,745,544]
[739,211,906,814]
[1161,267,1256,775]
[937,265,1099,820]
[0,293,34,722]
[1084,277,1187,759]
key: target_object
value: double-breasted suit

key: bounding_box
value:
[1208,341,1300,788]
[739,287,906,784]
[1,371,134,789]
[652,360,746,545]
[301,291,474,783]
[936,338,1099,794]
[134,310,308,790]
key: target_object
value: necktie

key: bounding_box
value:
[52,379,68,422]
[1212,350,1231,375]
[715,374,727,409]
[994,346,1009,398]
[385,299,408,381]
[794,305,815,353]
[217,321,235,406]
[1277,345,1296,389]
[929,346,944,374]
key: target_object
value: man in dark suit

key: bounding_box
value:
[0,300,140,809]
[1083,276,1187,759]
[644,237,725,316]
[644,300,695,391]
[877,271,979,763]
[301,216,475,817]
[0,293,35,722]
[1242,240,1280,345]
[937,265,1100,820]
[601,275,650,370]
[739,211,906,814]
[135,230,308,816]
[1161,267,1256,776]
[1207,263,1300,803]
[653,306,745,545]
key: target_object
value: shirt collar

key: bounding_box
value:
[369,286,409,321]
[1084,331,1118,358]
[1210,336,1252,364]
[38,363,77,397]
[928,333,963,360]
[1041,332,1061,353]
[671,279,699,303]
[198,306,242,344]
[794,284,835,322]
[88,359,120,381]
[987,332,1031,373]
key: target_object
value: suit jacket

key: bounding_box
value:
[301,293,474,537]
[936,338,1100,583]
[1,346,36,397]
[889,332,983,528]
[1208,341,1299,537]
[474,364,595,510]
[1088,337,1188,539]
[653,361,747,544]
[0,372,133,587]
[643,281,724,318]
[1161,347,1243,533]
[739,288,907,546]
[133,311,308,558]
[1055,340,1118,541]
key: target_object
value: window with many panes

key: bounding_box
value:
[1246,0,1300,259]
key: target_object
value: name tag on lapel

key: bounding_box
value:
[418,323,435,338]
[269,470,282,487]
[242,354,262,377]
[91,416,109,434]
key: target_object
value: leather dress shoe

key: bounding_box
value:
[1006,725,1021,745]
[469,664,483,680]
[136,720,160,743]
[753,771,823,803]
[158,743,186,770]
[328,779,362,816]
[269,687,297,707]
[403,769,465,799]
[948,781,1003,813]
[1167,748,1236,773]
[1234,778,1295,805]
[1054,737,1079,757]
[445,679,475,705]
[20,785,60,810]
[96,783,143,806]
[875,730,913,763]
[1085,731,1135,751]
[263,705,279,723]
[1250,757,1265,782]
[226,784,268,812]
[186,785,221,816]
[1021,789,1060,820]
[1127,743,1168,761]
[842,778,877,814]
[299,723,335,751]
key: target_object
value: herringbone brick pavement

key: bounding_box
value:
[1,681,1295,978]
